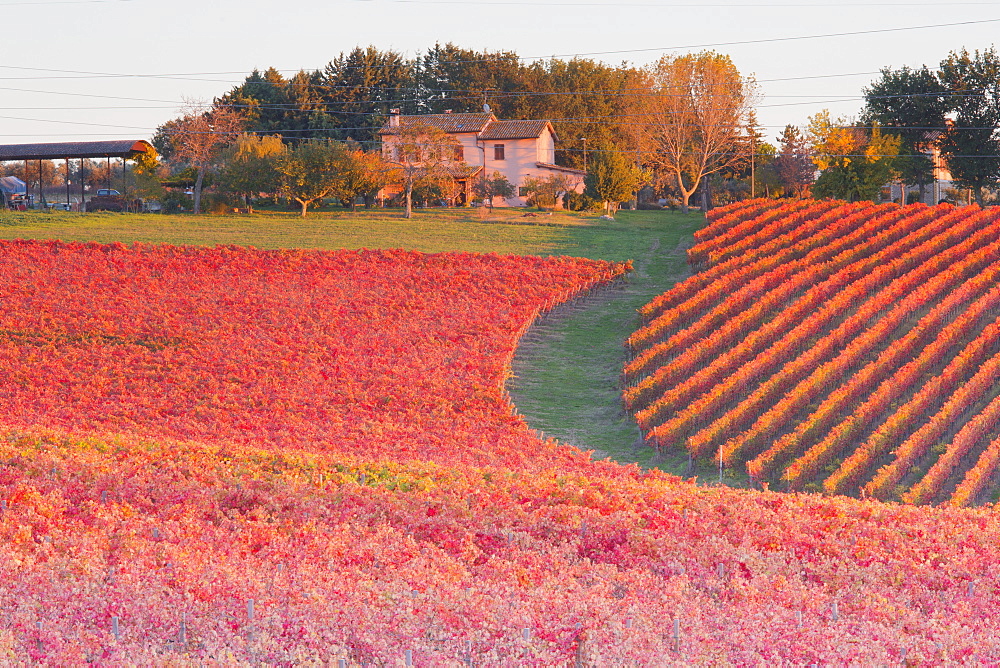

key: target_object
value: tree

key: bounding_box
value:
[583,142,647,216]
[808,110,900,202]
[752,143,783,199]
[410,172,452,208]
[773,125,814,197]
[416,43,526,117]
[4,160,63,192]
[160,104,244,213]
[627,51,758,213]
[329,145,394,210]
[215,68,328,143]
[120,148,163,204]
[521,173,576,209]
[737,113,770,198]
[274,140,342,217]
[216,68,300,139]
[218,134,286,212]
[80,159,114,191]
[519,57,642,169]
[473,171,516,211]
[713,113,775,201]
[212,47,648,170]
[383,121,463,218]
[318,46,416,143]
[937,48,1000,206]
[862,65,948,200]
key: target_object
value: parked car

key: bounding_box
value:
[86,190,142,213]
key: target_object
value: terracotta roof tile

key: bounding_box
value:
[379,113,493,135]
[479,120,551,140]
[379,114,557,141]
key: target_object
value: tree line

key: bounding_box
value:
[148,43,1000,214]
[152,45,759,215]
[158,43,642,171]
[152,108,583,218]
[774,47,1000,207]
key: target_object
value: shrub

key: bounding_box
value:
[564,191,602,212]
[160,191,191,214]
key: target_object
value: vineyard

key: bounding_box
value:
[4,237,1000,663]
[625,199,1000,505]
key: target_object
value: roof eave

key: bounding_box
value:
[0,139,156,162]
[535,162,586,176]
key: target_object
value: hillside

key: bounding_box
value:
[0,207,705,472]
[626,199,1000,505]
[1,227,1000,663]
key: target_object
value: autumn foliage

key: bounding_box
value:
[627,198,1000,508]
[4,238,1000,663]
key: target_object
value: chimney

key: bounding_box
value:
[444,109,453,114]
[389,109,400,128]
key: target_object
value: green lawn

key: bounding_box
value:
[0,206,708,477]
[0,208,590,255]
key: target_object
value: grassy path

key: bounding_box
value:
[508,212,703,475]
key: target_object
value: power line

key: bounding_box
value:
[0,114,152,130]
[0,65,257,77]
[0,106,173,111]
[2,16,996,77]
[0,0,137,4]
[0,64,877,88]
[3,0,997,5]
[0,103,989,135]
[0,76,953,112]
[383,0,1000,3]
[0,86,178,104]
[527,17,1000,60]
[0,15,997,139]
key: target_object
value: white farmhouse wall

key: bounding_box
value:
[537,129,555,164]
[480,137,537,206]
[454,134,479,164]
[478,129,579,206]
[379,115,583,207]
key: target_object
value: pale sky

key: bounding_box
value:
[3,0,1000,147]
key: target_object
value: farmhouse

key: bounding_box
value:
[378,111,586,207]
[884,130,957,204]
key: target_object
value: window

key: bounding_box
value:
[519,186,529,197]
[454,145,464,161]
[494,144,505,161]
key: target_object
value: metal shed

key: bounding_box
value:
[0,139,155,210]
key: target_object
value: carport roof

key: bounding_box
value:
[0,139,155,162]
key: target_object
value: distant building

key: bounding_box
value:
[886,127,957,205]
[378,112,585,207]
[926,131,957,204]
